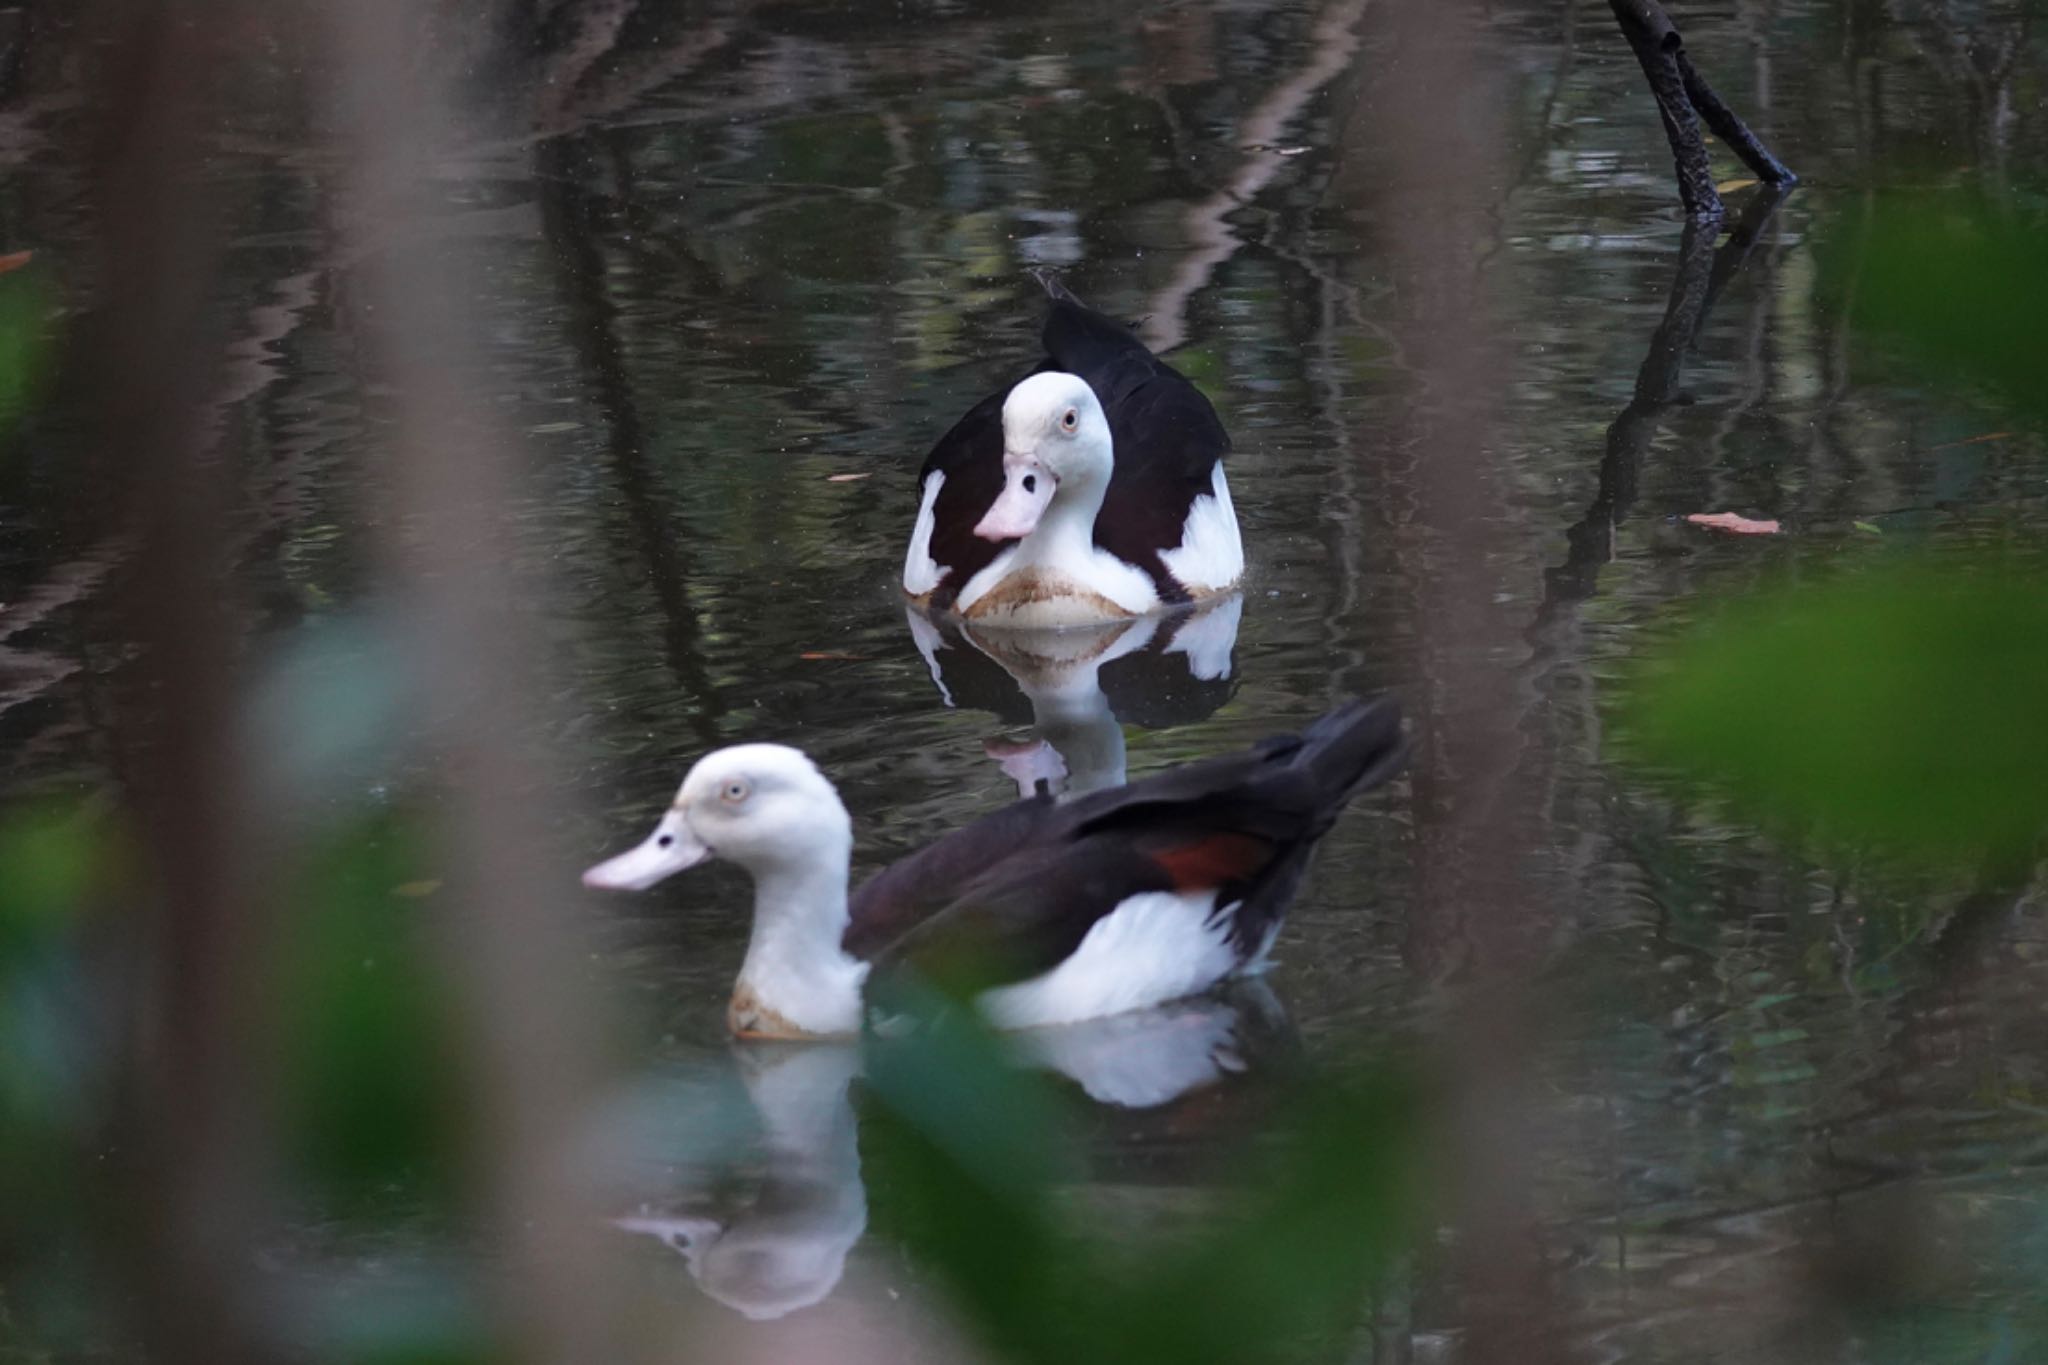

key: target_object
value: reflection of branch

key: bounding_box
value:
[1141,0,1370,353]
[536,142,725,742]
[1530,184,1788,642]
[533,3,745,138]
[1609,0,1795,220]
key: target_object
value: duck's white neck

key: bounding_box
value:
[729,838,869,1039]
[1015,464,1111,566]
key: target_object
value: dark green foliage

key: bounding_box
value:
[1828,193,2048,420]
[1622,555,2048,864]
[862,994,1424,1365]
[0,266,49,442]
[274,814,470,1222]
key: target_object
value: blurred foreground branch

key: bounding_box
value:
[321,0,615,1360]
[81,3,293,1362]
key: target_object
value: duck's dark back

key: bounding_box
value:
[844,698,1405,990]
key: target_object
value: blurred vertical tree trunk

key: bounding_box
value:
[1351,0,1572,1359]
[88,2,288,1362]
[319,2,618,1362]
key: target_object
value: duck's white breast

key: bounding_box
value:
[953,544,1162,626]
[977,888,1243,1029]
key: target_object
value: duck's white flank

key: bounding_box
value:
[1159,463,1245,594]
[979,888,1241,1030]
[902,470,947,598]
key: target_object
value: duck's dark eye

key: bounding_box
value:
[657,834,674,848]
[1022,474,1037,493]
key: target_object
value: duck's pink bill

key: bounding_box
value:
[974,459,1056,540]
[583,811,711,891]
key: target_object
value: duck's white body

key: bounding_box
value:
[980,887,1245,1030]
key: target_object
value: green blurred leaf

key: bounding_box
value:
[1110,1067,1423,1365]
[275,812,468,1220]
[0,807,96,961]
[863,994,1425,1365]
[0,267,51,440]
[1827,193,2048,420]
[1621,557,2048,862]
[863,1001,1090,1362]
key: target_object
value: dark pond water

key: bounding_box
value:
[2,1,2045,1361]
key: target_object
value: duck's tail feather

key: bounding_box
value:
[1295,696,1408,813]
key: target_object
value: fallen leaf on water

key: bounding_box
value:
[1686,512,1781,535]
[1927,431,2011,451]
[799,651,866,661]
[392,879,442,898]
[1716,178,1758,194]
[0,250,32,275]
[826,472,871,483]
[528,420,583,434]
[1853,520,1882,534]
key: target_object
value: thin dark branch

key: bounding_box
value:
[1609,0,1796,220]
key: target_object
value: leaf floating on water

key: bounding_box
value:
[1716,178,1758,194]
[825,472,871,483]
[1853,520,1882,534]
[391,880,441,899]
[0,251,32,275]
[799,651,865,661]
[527,420,583,434]
[1686,512,1781,535]
[1927,431,2012,450]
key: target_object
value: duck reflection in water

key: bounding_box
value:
[614,983,1287,1321]
[905,592,1241,799]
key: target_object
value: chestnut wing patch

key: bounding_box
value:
[1146,830,1278,892]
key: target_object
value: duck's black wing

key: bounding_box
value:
[847,698,1406,995]
[912,379,1030,612]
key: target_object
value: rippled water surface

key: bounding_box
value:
[3,2,2045,1361]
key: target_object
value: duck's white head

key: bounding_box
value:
[582,744,853,892]
[974,371,1113,541]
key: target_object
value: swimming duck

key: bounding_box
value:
[902,276,1243,627]
[582,698,1403,1038]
